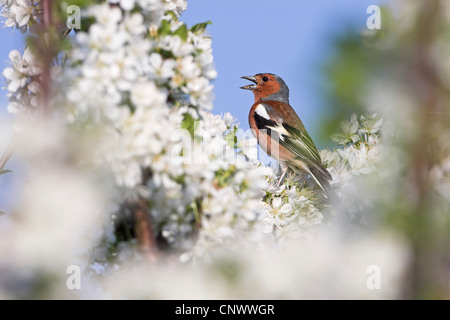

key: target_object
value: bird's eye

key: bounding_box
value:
[262,76,269,82]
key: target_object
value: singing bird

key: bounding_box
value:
[241,73,336,201]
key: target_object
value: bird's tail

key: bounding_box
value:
[309,167,337,203]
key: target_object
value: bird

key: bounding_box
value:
[241,73,337,201]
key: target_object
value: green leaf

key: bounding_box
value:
[225,126,238,149]
[214,165,236,188]
[165,11,178,21]
[192,200,200,225]
[158,19,172,37]
[155,48,175,59]
[173,24,188,41]
[79,17,96,32]
[0,170,12,176]
[64,0,92,9]
[181,113,196,138]
[190,21,212,34]
[173,174,186,185]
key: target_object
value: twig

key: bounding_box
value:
[38,0,55,115]
[62,28,72,39]
[42,0,52,26]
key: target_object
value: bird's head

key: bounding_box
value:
[240,73,289,103]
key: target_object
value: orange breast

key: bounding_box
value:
[248,104,294,162]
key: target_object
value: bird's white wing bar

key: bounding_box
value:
[255,104,271,120]
[254,103,288,141]
[267,124,288,141]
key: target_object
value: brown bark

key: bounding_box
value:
[132,197,159,261]
[400,0,450,299]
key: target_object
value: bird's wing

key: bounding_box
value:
[281,123,332,181]
[253,102,332,181]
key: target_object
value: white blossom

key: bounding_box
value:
[3,49,32,92]
[148,53,176,79]
[0,0,39,32]
[130,79,167,108]
[162,0,187,16]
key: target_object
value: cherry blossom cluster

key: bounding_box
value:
[0,0,41,33]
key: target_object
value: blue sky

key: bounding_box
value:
[0,1,385,133]
[0,1,384,211]
[182,0,384,140]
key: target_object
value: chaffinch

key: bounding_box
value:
[241,73,336,200]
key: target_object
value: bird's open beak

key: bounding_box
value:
[240,76,257,90]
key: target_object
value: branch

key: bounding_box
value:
[62,28,72,39]
[400,0,447,300]
[132,197,159,261]
[38,0,56,115]
[42,0,52,26]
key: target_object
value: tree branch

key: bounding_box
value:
[132,197,159,261]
